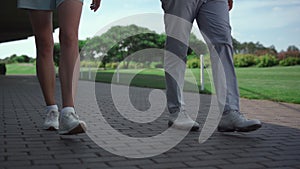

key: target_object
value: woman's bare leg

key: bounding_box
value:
[57,0,83,108]
[29,10,56,106]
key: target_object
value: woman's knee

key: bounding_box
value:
[35,35,54,58]
[59,30,78,47]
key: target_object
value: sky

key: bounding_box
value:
[0,0,300,59]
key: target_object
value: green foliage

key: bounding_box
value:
[110,62,119,69]
[6,54,18,64]
[53,43,60,66]
[154,63,163,68]
[256,55,279,67]
[106,62,119,69]
[80,61,100,68]
[82,25,207,69]
[29,58,36,63]
[47,25,207,69]
[15,55,30,63]
[234,52,299,67]
[78,40,87,52]
[279,57,300,66]
[187,54,211,68]
[82,25,157,67]
[187,58,200,68]
[234,54,256,67]
[232,37,277,55]
[0,54,34,64]
[106,32,166,69]
[105,62,112,69]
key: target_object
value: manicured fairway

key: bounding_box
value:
[6,64,36,75]
[91,66,300,104]
[5,64,300,104]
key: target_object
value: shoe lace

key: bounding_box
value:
[47,110,58,120]
[66,111,79,119]
[232,111,248,122]
[181,110,192,119]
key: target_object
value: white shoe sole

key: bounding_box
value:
[168,121,200,131]
[44,126,59,131]
[59,122,86,135]
[218,123,262,132]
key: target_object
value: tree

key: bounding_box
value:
[232,37,242,54]
[8,54,17,64]
[97,26,208,69]
[18,55,30,63]
[278,45,300,60]
[54,24,210,69]
[78,40,87,52]
[82,25,156,68]
[287,45,299,52]
[232,37,277,56]
[105,32,166,69]
[53,43,60,66]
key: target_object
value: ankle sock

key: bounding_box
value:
[61,107,75,114]
[46,105,58,112]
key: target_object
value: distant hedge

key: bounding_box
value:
[233,54,300,67]
[279,57,300,66]
[256,55,279,67]
[234,54,256,67]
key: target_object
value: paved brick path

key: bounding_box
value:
[1,75,300,169]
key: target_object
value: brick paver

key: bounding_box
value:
[0,75,300,169]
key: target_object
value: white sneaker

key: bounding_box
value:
[43,109,59,130]
[218,110,262,132]
[58,107,87,135]
[168,111,200,131]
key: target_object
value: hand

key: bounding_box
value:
[90,0,101,12]
[228,0,233,11]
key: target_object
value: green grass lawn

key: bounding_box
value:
[235,66,300,104]
[87,66,300,104]
[6,64,300,104]
[6,63,36,75]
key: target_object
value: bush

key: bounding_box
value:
[106,62,119,69]
[29,58,36,63]
[80,61,99,68]
[234,54,256,67]
[279,57,300,66]
[154,63,163,68]
[134,63,145,69]
[98,62,106,68]
[278,51,300,60]
[0,63,7,75]
[187,58,200,68]
[256,55,279,67]
[187,56,210,68]
[110,62,119,69]
[128,62,137,69]
[105,62,112,69]
[203,55,211,68]
[10,55,31,63]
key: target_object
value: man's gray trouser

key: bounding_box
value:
[161,0,240,114]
